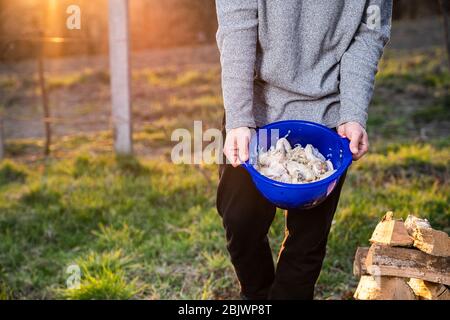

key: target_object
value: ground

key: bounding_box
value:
[0,18,449,299]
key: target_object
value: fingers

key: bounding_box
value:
[362,132,369,153]
[338,122,369,161]
[353,131,369,161]
[349,130,363,156]
[237,134,249,164]
[223,127,251,167]
[337,125,346,137]
[224,135,238,167]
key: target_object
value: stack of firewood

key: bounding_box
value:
[353,211,450,300]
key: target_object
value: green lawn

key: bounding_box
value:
[0,47,449,299]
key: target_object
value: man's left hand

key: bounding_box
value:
[337,122,369,161]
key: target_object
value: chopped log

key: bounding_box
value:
[407,278,450,300]
[413,227,450,257]
[354,275,416,300]
[369,211,413,247]
[353,247,369,277]
[404,215,450,257]
[365,244,450,285]
[404,215,431,233]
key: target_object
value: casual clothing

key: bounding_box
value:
[217,148,347,299]
[216,0,392,131]
[215,0,392,299]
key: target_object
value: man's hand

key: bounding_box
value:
[337,122,369,161]
[223,127,252,167]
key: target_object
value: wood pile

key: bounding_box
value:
[353,212,450,300]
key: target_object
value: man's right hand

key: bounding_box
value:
[223,127,252,167]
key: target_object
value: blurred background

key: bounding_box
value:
[0,0,448,300]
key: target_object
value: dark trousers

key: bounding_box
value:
[216,124,347,299]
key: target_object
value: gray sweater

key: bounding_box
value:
[215,0,392,131]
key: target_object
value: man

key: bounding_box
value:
[215,1,392,299]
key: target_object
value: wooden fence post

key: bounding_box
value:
[0,116,4,160]
[438,0,450,71]
[108,0,132,154]
[37,37,52,157]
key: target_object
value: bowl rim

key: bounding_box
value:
[242,120,353,188]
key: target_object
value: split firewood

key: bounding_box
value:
[354,275,417,300]
[369,211,413,247]
[404,214,450,257]
[412,227,450,257]
[404,215,431,232]
[407,278,450,300]
[365,244,450,285]
[353,247,369,277]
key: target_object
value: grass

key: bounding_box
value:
[58,250,143,300]
[137,68,219,88]
[0,160,28,186]
[0,47,449,300]
[0,76,19,91]
[47,69,110,91]
[412,95,450,123]
[0,142,447,300]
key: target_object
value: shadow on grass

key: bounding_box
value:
[0,160,28,187]
[380,160,448,181]
[115,155,150,177]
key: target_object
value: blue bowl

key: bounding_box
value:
[241,120,352,209]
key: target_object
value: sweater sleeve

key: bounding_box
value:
[339,0,393,128]
[215,0,258,131]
